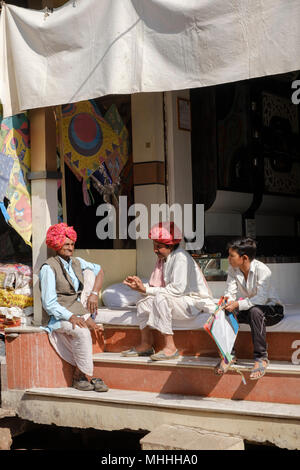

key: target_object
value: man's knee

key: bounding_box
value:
[153,292,169,309]
[72,326,91,340]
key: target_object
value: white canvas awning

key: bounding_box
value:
[1,0,300,117]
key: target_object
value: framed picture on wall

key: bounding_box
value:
[177,97,191,131]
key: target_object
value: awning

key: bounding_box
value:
[1,0,300,117]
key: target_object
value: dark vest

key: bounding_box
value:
[41,256,88,324]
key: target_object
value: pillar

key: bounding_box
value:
[28,107,61,326]
[131,93,166,279]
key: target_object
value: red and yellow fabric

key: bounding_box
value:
[0,288,33,309]
[59,100,123,183]
[0,106,32,246]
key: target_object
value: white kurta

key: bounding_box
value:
[137,247,216,335]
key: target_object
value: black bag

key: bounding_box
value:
[261,304,284,327]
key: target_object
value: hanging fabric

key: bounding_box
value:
[0,106,32,246]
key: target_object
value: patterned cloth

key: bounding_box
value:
[0,106,32,246]
[46,223,77,251]
[60,100,123,183]
[0,152,14,200]
[0,289,33,308]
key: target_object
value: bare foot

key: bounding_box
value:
[160,347,177,357]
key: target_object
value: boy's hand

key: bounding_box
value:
[224,301,239,312]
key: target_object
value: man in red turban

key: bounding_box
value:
[122,222,216,361]
[40,223,108,392]
[46,222,77,251]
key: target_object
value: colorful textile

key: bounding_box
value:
[46,223,77,251]
[104,104,129,168]
[0,106,32,246]
[148,222,182,245]
[0,288,33,309]
[0,152,14,200]
[60,100,122,183]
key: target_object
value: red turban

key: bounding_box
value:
[46,223,77,251]
[148,222,182,245]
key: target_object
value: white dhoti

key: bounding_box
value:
[49,315,93,377]
[136,292,198,336]
[48,269,96,377]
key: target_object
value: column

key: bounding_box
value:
[28,107,61,326]
[131,93,166,279]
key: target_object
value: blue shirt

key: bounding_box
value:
[39,256,101,333]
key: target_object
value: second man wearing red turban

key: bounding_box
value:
[122,222,216,360]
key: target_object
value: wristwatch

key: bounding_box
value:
[90,291,99,296]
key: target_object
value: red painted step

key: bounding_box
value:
[4,330,300,405]
[92,353,300,405]
[101,326,298,362]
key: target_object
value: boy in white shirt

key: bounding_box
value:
[215,238,284,380]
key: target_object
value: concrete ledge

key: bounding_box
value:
[140,424,245,450]
[0,409,15,419]
[0,427,12,450]
[24,388,300,420]
[5,388,300,449]
[4,327,45,334]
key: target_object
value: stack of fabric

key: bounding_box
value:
[0,263,33,330]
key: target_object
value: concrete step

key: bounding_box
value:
[92,353,300,404]
[21,387,300,449]
[4,330,300,404]
[24,386,300,420]
[139,424,246,450]
[101,325,299,362]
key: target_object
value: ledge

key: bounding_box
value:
[4,326,45,334]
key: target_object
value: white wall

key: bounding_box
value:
[131,93,166,278]
[165,90,193,208]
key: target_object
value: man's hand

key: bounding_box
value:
[123,276,146,294]
[85,316,103,331]
[87,293,98,315]
[224,301,239,313]
[69,315,87,329]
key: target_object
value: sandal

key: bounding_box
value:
[150,350,179,361]
[121,347,155,357]
[214,356,237,376]
[249,358,269,380]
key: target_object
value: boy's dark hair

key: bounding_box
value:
[227,237,257,261]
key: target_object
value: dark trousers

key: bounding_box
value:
[231,304,284,361]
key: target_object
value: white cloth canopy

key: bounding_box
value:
[1,0,300,117]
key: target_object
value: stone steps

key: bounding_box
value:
[91,353,300,404]
[20,387,300,449]
[4,330,300,404]
[100,325,298,362]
